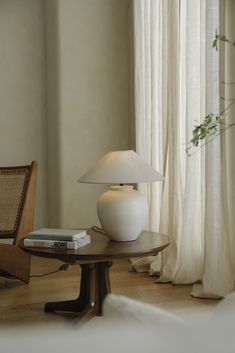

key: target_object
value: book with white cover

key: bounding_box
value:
[27,228,87,241]
[24,235,91,249]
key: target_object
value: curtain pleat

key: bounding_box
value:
[133,0,235,297]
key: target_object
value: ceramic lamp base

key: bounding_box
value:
[97,185,148,241]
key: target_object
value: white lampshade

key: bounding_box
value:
[79,150,164,184]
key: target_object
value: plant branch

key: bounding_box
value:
[220,98,235,116]
[212,31,235,50]
[221,81,235,85]
[186,122,235,156]
[186,33,235,156]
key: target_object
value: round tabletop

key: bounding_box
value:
[19,229,169,263]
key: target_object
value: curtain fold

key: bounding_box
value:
[133,0,235,297]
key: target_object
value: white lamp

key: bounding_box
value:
[79,150,164,242]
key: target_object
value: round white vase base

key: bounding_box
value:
[97,185,148,242]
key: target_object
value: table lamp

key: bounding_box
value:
[79,150,164,242]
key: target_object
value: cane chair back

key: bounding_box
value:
[0,161,37,282]
[0,165,32,239]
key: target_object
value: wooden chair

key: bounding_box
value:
[0,161,37,283]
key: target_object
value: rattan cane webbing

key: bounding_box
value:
[0,167,30,237]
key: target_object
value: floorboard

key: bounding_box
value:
[0,256,219,326]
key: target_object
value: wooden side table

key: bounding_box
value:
[19,230,169,318]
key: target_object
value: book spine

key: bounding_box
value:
[27,232,87,241]
[24,236,90,249]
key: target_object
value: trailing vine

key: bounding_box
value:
[186,32,235,156]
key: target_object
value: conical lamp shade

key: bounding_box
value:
[79,150,164,184]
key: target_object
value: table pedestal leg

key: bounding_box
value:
[94,261,111,316]
[44,261,112,317]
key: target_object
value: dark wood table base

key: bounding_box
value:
[19,231,169,320]
[44,261,112,317]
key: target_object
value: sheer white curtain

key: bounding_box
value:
[133,0,235,297]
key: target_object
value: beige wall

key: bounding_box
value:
[45,0,61,227]
[0,0,48,228]
[46,0,133,228]
[0,0,132,229]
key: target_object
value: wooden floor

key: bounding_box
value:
[0,256,219,327]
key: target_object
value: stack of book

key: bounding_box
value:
[24,228,90,249]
